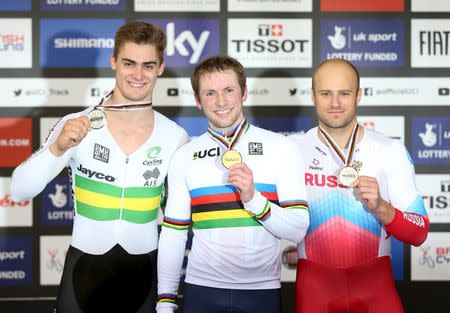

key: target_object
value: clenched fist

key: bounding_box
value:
[50,116,91,156]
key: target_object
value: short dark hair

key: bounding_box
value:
[312,58,360,92]
[191,55,246,96]
[113,21,166,63]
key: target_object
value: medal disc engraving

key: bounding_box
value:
[221,149,242,169]
[339,166,359,187]
[88,109,106,129]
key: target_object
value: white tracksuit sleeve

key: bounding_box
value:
[156,146,191,313]
[10,116,74,202]
[243,137,309,243]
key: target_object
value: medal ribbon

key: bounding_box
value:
[319,123,359,167]
[207,120,248,151]
[97,90,153,111]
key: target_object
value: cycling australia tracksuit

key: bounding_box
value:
[10,107,188,313]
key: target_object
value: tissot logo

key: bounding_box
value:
[193,147,220,160]
[441,181,450,192]
[228,18,312,68]
[258,24,283,37]
[76,164,115,182]
[93,143,110,163]
[232,24,308,53]
[416,174,450,223]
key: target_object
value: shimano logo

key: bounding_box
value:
[54,38,114,49]
[76,164,115,182]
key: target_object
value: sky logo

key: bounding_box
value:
[40,18,125,68]
[142,19,219,67]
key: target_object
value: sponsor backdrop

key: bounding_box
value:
[0,1,449,312]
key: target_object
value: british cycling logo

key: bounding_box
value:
[45,248,64,274]
[419,246,435,269]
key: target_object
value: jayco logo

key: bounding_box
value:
[166,22,210,64]
[76,164,115,182]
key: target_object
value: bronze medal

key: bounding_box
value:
[338,166,359,187]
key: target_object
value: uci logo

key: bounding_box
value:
[147,146,161,159]
[193,147,220,160]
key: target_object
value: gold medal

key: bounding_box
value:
[88,108,106,129]
[221,149,242,169]
[338,166,359,187]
